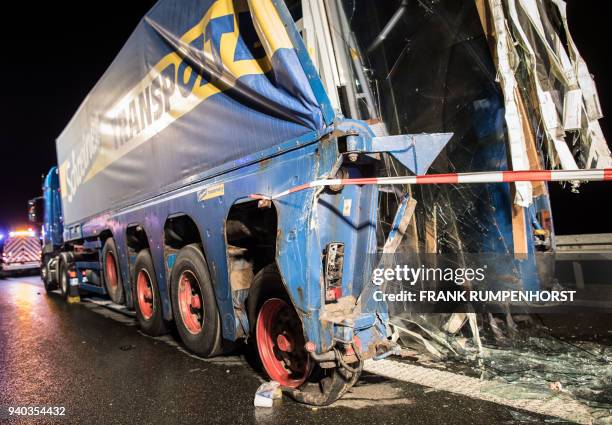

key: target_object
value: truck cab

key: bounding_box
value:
[28,166,63,290]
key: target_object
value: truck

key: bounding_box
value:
[29,0,607,406]
[31,0,432,406]
[0,228,41,274]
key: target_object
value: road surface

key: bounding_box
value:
[0,275,562,424]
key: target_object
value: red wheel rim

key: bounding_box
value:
[105,251,118,289]
[136,269,154,320]
[178,271,203,334]
[256,298,312,388]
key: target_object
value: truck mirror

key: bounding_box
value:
[27,197,44,224]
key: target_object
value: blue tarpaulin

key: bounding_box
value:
[56,0,329,226]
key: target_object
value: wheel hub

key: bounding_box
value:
[105,251,118,289]
[136,269,154,320]
[256,298,312,388]
[178,271,203,334]
[276,333,294,352]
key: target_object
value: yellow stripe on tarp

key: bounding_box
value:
[77,0,274,189]
[247,0,293,57]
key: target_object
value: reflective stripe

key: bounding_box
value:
[2,237,41,264]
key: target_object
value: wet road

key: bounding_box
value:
[0,276,559,425]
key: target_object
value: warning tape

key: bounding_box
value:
[250,168,612,200]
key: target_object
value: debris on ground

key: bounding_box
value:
[388,313,612,418]
[254,381,282,408]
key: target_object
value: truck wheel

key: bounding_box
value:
[43,270,56,293]
[42,257,58,293]
[102,238,124,305]
[256,298,313,388]
[58,258,70,300]
[286,360,361,406]
[248,265,361,406]
[170,244,222,357]
[248,265,312,388]
[133,249,168,336]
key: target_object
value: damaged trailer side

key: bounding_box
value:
[292,0,611,412]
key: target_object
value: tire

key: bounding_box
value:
[133,249,168,336]
[42,256,58,293]
[170,244,222,357]
[58,257,70,300]
[102,238,124,304]
[247,265,312,388]
[247,264,287,334]
[286,363,361,406]
[248,264,361,406]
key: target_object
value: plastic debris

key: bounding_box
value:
[254,381,282,408]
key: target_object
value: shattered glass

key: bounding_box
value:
[390,312,612,413]
[337,0,515,254]
[321,0,612,416]
[481,335,611,409]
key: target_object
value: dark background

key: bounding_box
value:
[0,1,608,235]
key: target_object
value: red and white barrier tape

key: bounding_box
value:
[249,168,612,200]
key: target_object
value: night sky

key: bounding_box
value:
[0,1,609,235]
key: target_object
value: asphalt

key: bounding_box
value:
[0,275,562,425]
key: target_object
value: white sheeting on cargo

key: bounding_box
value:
[479,0,611,203]
[486,0,533,207]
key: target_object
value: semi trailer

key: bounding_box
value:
[27,0,450,405]
[28,0,608,406]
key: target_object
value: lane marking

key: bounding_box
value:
[80,297,250,368]
[363,359,603,424]
[83,297,136,317]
